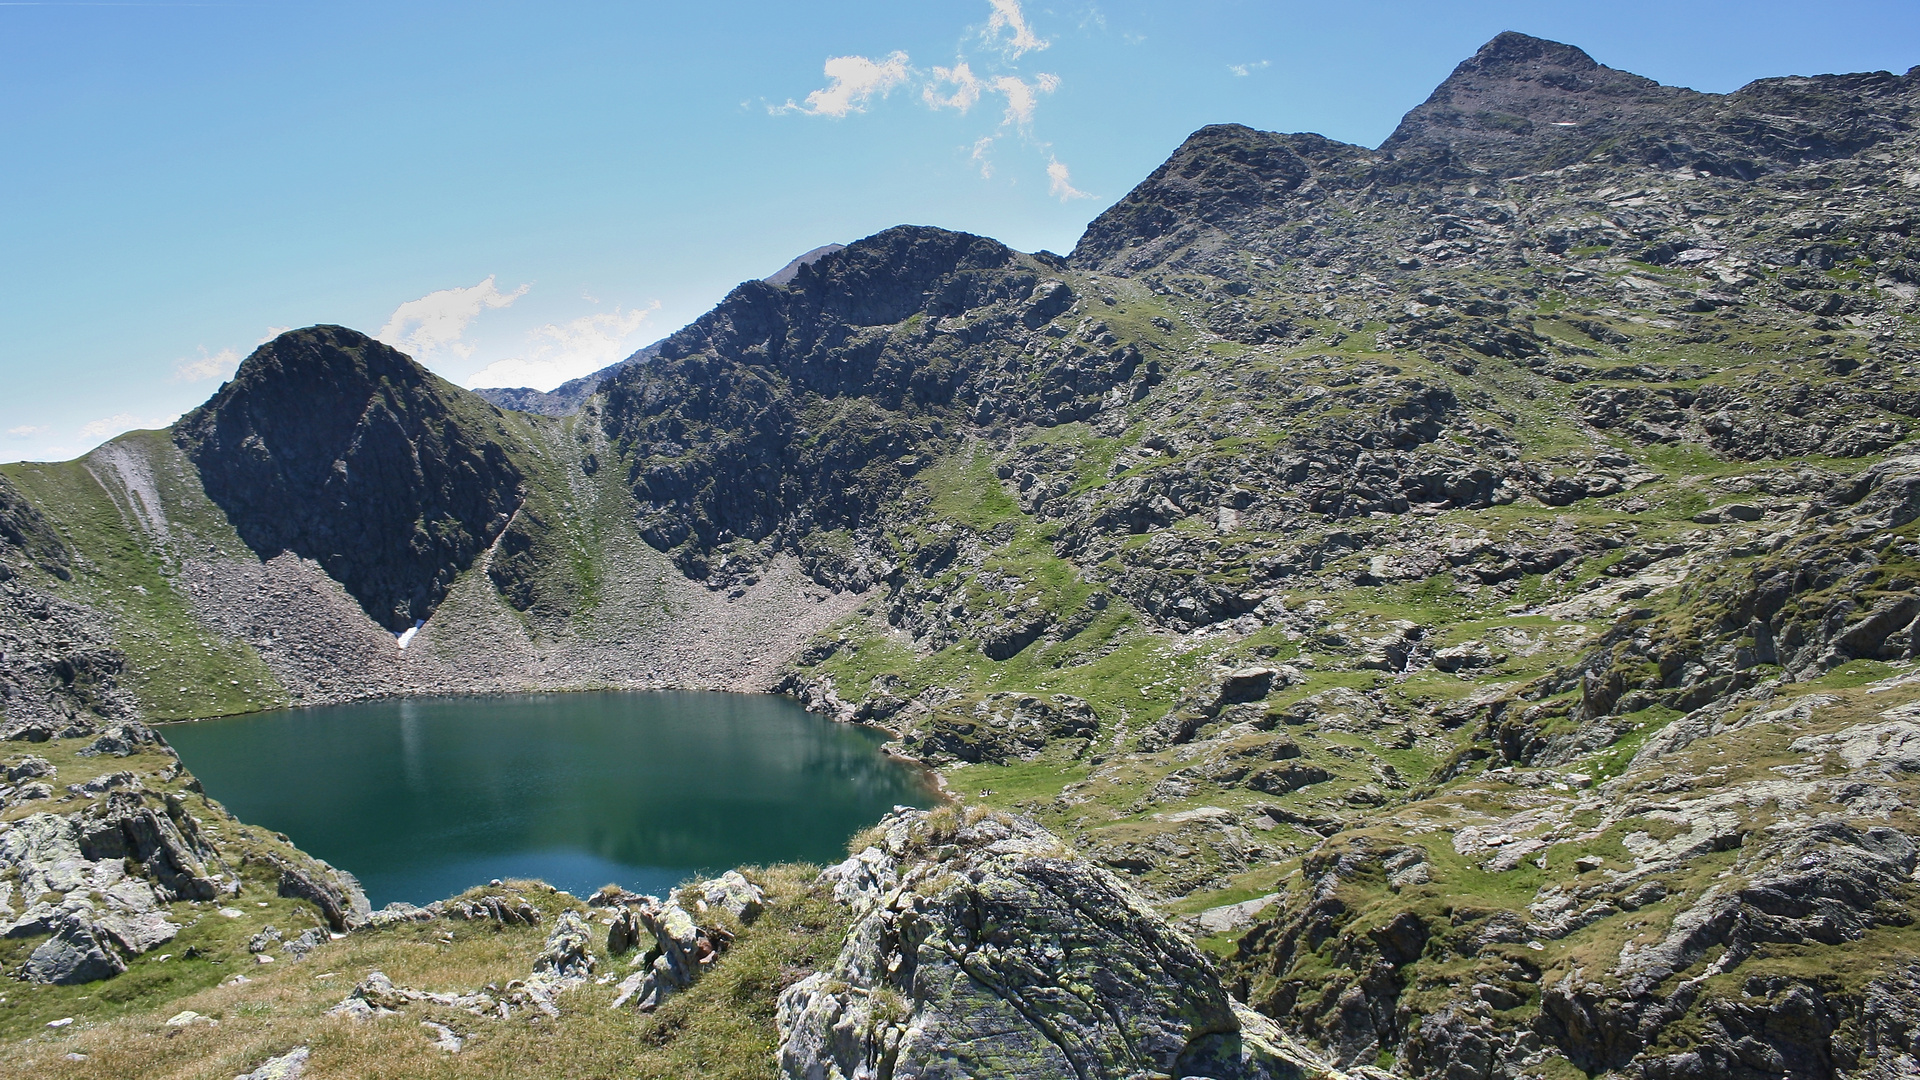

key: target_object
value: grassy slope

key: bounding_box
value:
[1,432,287,720]
[0,865,844,1080]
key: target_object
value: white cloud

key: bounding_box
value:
[991,73,1057,129]
[7,425,45,439]
[79,414,139,439]
[258,326,293,344]
[1047,157,1091,201]
[377,275,529,362]
[172,346,241,383]
[984,0,1048,57]
[923,62,983,112]
[466,302,661,392]
[776,52,910,117]
[775,2,1073,190]
[77,412,174,441]
[970,135,996,178]
[1229,60,1271,77]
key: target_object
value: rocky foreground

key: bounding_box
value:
[7,29,1920,1080]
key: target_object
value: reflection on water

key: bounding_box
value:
[163,691,935,907]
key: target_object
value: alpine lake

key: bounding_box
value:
[161,691,937,907]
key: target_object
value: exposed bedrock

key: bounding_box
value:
[174,325,526,631]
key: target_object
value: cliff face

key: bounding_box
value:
[600,225,1133,584]
[174,326,526,631]
[6,30,1920,1080]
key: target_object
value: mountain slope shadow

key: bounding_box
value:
[173,325,526,631]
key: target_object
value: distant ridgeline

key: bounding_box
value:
[6,32,1920,1080]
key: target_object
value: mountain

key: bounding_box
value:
[5,31,1920,1080]
[467,244,848,417]
[470,339,665,416]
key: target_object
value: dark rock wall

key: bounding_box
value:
[174,326,525,631]
[601,225,1149,583]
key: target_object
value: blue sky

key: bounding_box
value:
[5,0,1919,462]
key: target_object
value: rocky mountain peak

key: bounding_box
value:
[1069,124,1371,274]
[1446,29,1605,82]
[174,325,525,631]
[1379,31,1694,177]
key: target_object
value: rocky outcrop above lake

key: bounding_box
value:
[777,808,1327,1080]
[0,728,369,986]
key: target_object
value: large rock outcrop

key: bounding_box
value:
[776,808,1326,1080]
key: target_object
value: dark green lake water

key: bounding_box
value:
[162,691,935,907]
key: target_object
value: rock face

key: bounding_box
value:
[776,809,1322,1080]
[604,873,760,1013]
[600,225,1154,586]
[0,739,369,987]
[269,851,372,932]
[174,326,526,630]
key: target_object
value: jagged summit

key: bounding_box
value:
[1379,31,1696,177]
[1074,31,1920,276]
[175,325,525,631]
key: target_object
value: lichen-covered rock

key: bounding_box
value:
[76,722,157,758]
[776,808,1324,1080]
[23,903,128,985]
[511,910,597,1017]
[608,891,737,1012]
[697,870,766,924]
[267,847,372,931]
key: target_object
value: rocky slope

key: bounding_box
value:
[5,29,1920,1080]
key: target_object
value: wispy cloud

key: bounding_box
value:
[923,62,983,112]
[6,425,46,439]
[970,135,996,178]
[1229,60,1271,77]
[990,72,1057,129]
[983,0,1048,57]
[79,414,140,439]
[465,302,661,392]
[1048,157,1091,201]
[775,52,910,117]
[78,412,174,441]
[776,1,1072,194]
[377,275,529,362]
[172,346,240,383]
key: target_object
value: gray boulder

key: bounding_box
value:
[697,870,766,924]
[776,809,1323,1080]
[235,1045,308,1080]
[23,903,127,985]
[268,852,371,931]
[4,755,52,781]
